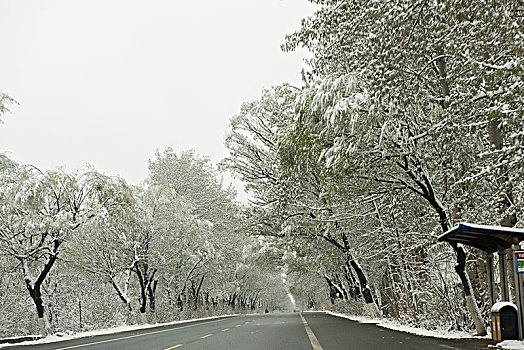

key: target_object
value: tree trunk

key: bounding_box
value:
[324,275,340,304]
[346,258,372,305]
[451,243,486,334]
[177,294,183,311]
[348,259,379,317]
[434,47,486,334]
[231,292,237,310]
[134,263,148,322]
[339,232,379,313]
[401,159,487,335]
[147,270,158,323]
[193,275,205,311]
[22,251,58,337]
[27,284,49,337]
[335,274,349,300]
[139,312,147,325]
[430,195,487,336]
[343,263,360,300]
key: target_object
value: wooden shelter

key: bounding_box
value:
[439,223,524,339]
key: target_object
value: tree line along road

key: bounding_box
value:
[8,312,493,350]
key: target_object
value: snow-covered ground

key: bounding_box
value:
[494,341,524,350]
[0,314,238,348]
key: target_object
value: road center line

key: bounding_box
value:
[299,313,324,350]
[200,334,213,339]
[164,345,183,350]
[51,317,237,350]
[221,328,230,331]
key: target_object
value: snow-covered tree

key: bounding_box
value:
[274,0,524,334]
[0,162,114,336]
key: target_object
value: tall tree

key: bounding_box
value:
[0,163,115,336]
[281,0,523,334]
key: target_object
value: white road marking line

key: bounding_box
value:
[299,313,324,350]
[52,318,238,350]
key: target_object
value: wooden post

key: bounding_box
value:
[513,245,524,340]
[78,299,82,331]
[499,250,509,301]
[487,253,496,307]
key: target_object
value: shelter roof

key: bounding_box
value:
[438,223,524,253]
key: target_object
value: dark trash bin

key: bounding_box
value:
[491,302,518,341]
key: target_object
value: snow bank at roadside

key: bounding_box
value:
[494,340,524,349]
[377,318,485,340]
[0,314,238,348]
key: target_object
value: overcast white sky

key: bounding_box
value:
[0,0,315,199]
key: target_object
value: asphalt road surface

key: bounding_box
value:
[9,312,493,350]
